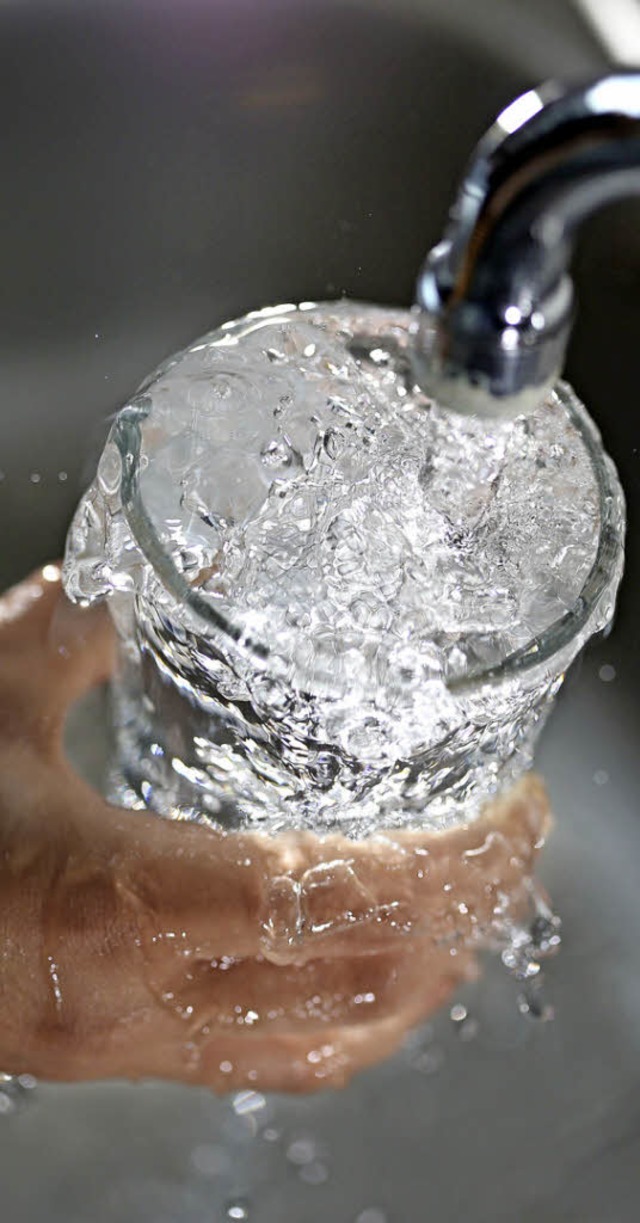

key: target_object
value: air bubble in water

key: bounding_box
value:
[260,439,294,468]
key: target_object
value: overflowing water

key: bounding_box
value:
[62,301,623,836]
[53,299,626,1101]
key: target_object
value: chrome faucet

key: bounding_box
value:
[413,73,640,418]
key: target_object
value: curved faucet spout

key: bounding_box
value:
[413,73,640,417]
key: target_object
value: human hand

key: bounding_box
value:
[0,568,549,1092]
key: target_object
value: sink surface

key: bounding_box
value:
[1,2,639,1220]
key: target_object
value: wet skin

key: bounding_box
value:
[0,569,550,1092]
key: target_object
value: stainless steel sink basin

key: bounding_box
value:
[2,2,639,1220]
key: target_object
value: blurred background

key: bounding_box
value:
[1,1,640,1220]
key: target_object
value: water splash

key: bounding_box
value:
[499,881,561,1022]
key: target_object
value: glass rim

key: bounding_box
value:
[115,378,624,695]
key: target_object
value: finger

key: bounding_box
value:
[96,772,549,969]
[6,925,468,1093]
[3,975,458,1094]
[192,969,461,1093]
[10,763,475,1028]
[134,934,474,1037]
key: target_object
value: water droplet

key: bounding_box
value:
[356,1210,388,1223]
[459,1016,480,1042]
[58,470,68,482]
[16,1074,37,1091]
[299,1161,329,1185]
[517,984,555,1022]
[286,1137,318,1166]
[263,1128,281,1143]
[593,769,609,786]
[353,992,376,1007]
[47,956,63,1012]
[225,1199,250,1220]
[0,1072,36,1115]
[599,663,616,682]
[190,1144,230,1177]
[0,1092,16,1116]
[232,1091,266,1116]
[219,1060,234,1075]
[501,947,540,979]
[450,1006,480,1041]
[411,1045,444,1075]
[29,472,41,485]
[529,901,562,956]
